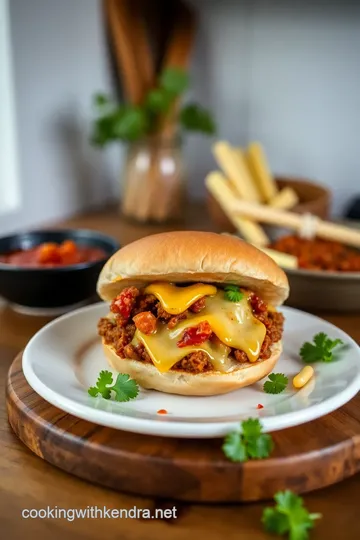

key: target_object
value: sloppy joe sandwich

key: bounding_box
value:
[96,231,289,396]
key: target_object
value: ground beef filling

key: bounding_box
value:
[98,287,284,374]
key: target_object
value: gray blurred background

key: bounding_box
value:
[1,0,359,233]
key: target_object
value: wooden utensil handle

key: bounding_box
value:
[160,0,196,137]
[126,0,155,97]
[104,0,144,104]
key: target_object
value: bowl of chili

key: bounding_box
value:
[269,233,360,313]
[0,229,120,313]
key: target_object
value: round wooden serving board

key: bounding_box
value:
[6,352,360,503]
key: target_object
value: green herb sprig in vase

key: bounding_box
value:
[91,68,216,223]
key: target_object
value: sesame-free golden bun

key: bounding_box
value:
[97,231,289,306]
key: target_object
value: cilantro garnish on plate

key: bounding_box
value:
[300,332,343,363]
[263,373,289,394]
[88,370,139,402]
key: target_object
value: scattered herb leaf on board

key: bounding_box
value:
[222,418,273,462]
[262,490,321,540]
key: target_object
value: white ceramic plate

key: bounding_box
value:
[22,303,360,438]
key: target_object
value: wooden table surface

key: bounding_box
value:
[1,204,360,539]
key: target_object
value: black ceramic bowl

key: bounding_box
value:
[0,229,120,313]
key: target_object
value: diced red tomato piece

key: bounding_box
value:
[177,321,212,348]
[110,287,139,320]
[37,243,61,264]
[133,311,157,334]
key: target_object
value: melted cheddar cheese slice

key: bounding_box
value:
[133,285,266,373]
[134,327,233,373]
[144,282,217,315]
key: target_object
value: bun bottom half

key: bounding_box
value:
[102,340,282,396]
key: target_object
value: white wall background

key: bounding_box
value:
[1,0,360,234]
[0,0,20,215]
[0,0,120,235]
[247,0,360,215]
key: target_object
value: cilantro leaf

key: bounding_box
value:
[88,370,113,399]
[222,431,247,462]
[300,332,343,363]
[180,103,216,135]
[275,490,304,512]
[224,285,244,303]
[111,374,139,402]
[88,386,102,398]
[262,507,290,535]
[222,418,273,462]
[263,373,289,394]
[88,370,139,402]
[246,433,274,459]
[262,490,321,540]
[160,67,189,96]
[241,417,263,437]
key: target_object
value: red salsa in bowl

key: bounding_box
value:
[0,229,119,310]
[0,239,107,268]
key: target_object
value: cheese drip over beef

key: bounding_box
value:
[97,284,284,374]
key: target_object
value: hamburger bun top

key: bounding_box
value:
[97,231,289,306]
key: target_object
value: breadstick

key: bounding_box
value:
[212,142,261,202]
[206,172,269,246]
[246,142,278,202]
[269,187,299,210]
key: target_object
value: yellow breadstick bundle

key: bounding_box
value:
[212,141,261,202]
